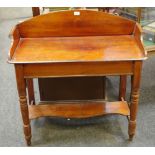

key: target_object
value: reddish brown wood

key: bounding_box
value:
[26,79,35,105]
[32,7,40,17]
[9,26,36,106]
[8,10,146,145]
[39,77,105,101]
[118,22,146,104]
[23,62,134,78]
[134,23,147,57]
[29,101,130,119]
[8,26,20,61]
[15,65,31,146]
[17,10,136,38]
[9,36,145,63]
[128,61,142,140]
[33,9,106,102]
[119,75,127,100]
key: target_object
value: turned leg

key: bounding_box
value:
[15,65,31,146]
[26,79,35,105]
[119,75,127,100]
[128,61,142,140]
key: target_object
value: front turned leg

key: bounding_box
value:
[128,62,142,140]
[15,65,31,146]
[19,96,31,146]
[129,89,139,140]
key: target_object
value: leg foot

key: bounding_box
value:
[26,137,31,146]
[23,124,32,146]
[129,134,134,141]
[128,120,136,141]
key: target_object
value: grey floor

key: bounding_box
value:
[0,8,155,147]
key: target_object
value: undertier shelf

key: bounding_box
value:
[28,100,130,119]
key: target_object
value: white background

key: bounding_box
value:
[0,0,155,7]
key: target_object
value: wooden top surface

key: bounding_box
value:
[10,35,145,63]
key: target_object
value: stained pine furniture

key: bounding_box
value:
[8,10,147,146]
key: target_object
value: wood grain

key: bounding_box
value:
[8,26,20,61]
[29,100,130,119]
[134,23,147,57]
[17,10,136,38]
[10,35,145,63]
[15,65,31,146]
[23,61,133,78]
[30,9,107,102]
[128,61,142,140]
[8,10,146,145]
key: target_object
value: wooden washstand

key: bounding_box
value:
[8,10,147,145]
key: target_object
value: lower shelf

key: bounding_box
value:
[28,100,130,119]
